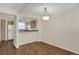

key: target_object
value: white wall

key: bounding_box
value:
[16,8,41,46]
[18,32,39,45]
[17,6,79,54]
[17,18,40,46]
[40,7,79,54]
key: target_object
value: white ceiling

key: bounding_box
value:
[0,13,16,20]
[0,3,78,14]
[21,3,79,16]
[0,3,27,14]
[0,3,79,18]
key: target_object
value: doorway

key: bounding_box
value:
[0,20,16,54]
[0,20,15,41]
[7,21,15,41]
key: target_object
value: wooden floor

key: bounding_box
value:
[0,40,77,55]
[0,40,16,55]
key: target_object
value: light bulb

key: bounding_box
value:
[42,15,50,21]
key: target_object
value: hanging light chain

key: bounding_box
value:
[44,7,47,12]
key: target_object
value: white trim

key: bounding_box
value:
[5,20,8,41]
[40,40,79,54]
[13,42,19,48]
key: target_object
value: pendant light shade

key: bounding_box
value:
[42,15,50,21]
[42,7,50,21]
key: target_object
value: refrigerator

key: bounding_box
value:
[8,25,14,40]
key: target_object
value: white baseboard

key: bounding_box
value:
[39,40,79,54]
[18,40,38,46]
[13,43,19,48]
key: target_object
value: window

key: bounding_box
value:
[30,20,36,29]
[18,17,37,30]
[18,22,25,30]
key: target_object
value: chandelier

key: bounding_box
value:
[42,7,50,21]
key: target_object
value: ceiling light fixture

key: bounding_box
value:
[42,7,50,21]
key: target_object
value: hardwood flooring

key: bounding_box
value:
[0,40,78,55]
[0,40,16,55]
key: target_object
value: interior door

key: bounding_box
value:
[0,20,6,41]
[1,20,6,41]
